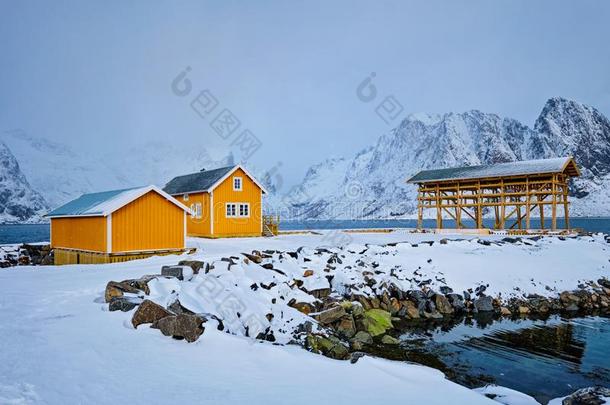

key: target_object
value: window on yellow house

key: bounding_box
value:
[226,203,237,217]
[226,203,249,218]
[233,177,242,191]
[190,203,202,219]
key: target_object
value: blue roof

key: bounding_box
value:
[46,187,142,217]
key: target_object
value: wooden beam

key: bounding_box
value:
[456,182,462,228]
[417,186,423,229]
[525,177,531,229]
[476,180,482,229]
[551,174,557,231]
[539,193,545,230]
[436,183,442,229]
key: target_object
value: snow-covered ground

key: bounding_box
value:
[0,231,608,404]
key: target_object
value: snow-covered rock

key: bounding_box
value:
[281,97,610,219]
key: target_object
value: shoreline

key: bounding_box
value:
[101,232,609,402]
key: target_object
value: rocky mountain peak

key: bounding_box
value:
[0,141,48,223]
[534,97,610,177]
[281,97,610,219]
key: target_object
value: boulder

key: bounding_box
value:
[307,334,349,360]
[446,293,465,311]
[401,301,420,319]
[303,269,314,277]
[359,309,392,337]
[439,286,453,295]
[380,335,400,345]
[168,300,194,315]
[351,331,373,345]
[433,294,454,315]
[153,314,206,343]
[131,300,172,328]
[407,289,426,304]
[178,260,207,274]
[315,305,346,325]
[161,265,193,281]
[355,295,373,311]
[560,291,581,306]
[423,311,443,319]
[41,253,54,265]
[500,307,512,316]
[529,296,551,313]
[473,296,494,312]
[597,278,610,289]
[104,280,140,303]
[309,288,331,300]
[349,302,365,318]
[388,297,401,315]
[560,386,610,405]
[121,275,158,295]
[109,296,141,312]
[242,252,262,264]
[288,300,315,315]
[518,306,530,315]
[335,315,356,339]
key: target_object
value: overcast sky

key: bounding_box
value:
[1,0,609,189]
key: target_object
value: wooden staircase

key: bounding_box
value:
[263,215,279,237]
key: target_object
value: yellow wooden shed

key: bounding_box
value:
[46,185,189,265]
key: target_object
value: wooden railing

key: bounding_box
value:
[263,215,280,236]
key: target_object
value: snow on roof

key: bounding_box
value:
[45,185,189,218]
[407,157,579,184]
[163,164,268,195]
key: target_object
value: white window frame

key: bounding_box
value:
[233,177,243,191]
[226,203,237,217]
[239,203,249,217]
[225,202,249,218]
[190,202,202,219]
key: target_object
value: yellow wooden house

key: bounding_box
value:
[164,165,270,237]
[46,185,189,265]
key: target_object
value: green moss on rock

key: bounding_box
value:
[362,309,392,337]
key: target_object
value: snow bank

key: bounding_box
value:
[0,245,495,404]
[1,231,608,404]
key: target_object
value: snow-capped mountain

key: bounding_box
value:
[282,97,610,219]
[0,130,235,221]
[2,130,132,209]
[3,97,609,223]
[0,141,47,223]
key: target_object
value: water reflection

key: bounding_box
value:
[366,314,610,403]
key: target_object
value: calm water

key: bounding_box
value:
[281,217,610,234]
[0,224,50,244]
[387,315,610,404]
[0,217,609,245]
